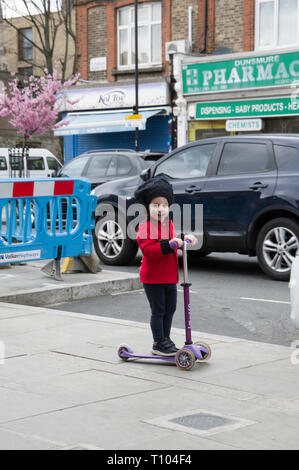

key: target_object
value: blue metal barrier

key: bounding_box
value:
[0,178,97,264]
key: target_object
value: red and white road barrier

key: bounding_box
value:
[0,180,75,199]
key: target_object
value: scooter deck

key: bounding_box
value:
[120,350,176,362]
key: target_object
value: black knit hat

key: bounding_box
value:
[134,177,174,208]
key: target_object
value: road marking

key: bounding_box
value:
[241,297,290,305]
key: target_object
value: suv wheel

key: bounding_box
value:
[93,214,138,265]
[256,218,299,281]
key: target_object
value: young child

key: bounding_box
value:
[135,177,197,357]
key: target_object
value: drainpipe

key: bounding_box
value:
[188,6,193,52]
[199,0,208,54]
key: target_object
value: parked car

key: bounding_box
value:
[0,148,62,179]
[92,135,299,281]
[57,149,164,190]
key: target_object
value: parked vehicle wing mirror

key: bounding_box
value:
[140,168,151,181]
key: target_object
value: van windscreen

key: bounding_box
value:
[0,157,7,171]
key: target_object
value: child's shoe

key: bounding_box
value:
[165,338,179,352]
[152,339,177,356]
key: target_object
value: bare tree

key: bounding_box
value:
[1,0,76,80]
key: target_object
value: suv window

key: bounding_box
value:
[0,157,7,171]
[47,157,61,172]
[61,156,89,178]
[86,155,113,178]
[106,156,117,177]
[217,143,269,176]
[117,155,133,176]
[27,157,45,171]
[274,145,299,171]
[155,144,216,179]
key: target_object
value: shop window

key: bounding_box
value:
[117,2,162,68]
[217,143,269,176]
[256,0,299,49]
[18,28,33,61]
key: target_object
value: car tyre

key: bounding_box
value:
[93,212,138,265]
[256,217,299,281]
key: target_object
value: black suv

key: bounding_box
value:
[92,135,299,281]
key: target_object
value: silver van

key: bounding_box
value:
[0,148,62,179]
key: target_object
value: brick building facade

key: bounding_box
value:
[75,0,258,83]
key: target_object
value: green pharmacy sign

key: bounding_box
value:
[196,97,299,120]
[183,51,299,94]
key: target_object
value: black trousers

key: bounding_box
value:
[143,283,177,343]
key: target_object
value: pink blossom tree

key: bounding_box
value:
[0,69,79,176]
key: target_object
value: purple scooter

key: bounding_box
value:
[117,240,211,371]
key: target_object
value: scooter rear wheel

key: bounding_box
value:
[195,341,212,361]
[175,348,196,371]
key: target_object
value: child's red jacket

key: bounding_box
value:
[136,219,179,284]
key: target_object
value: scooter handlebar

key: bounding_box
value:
[169,239,196,250]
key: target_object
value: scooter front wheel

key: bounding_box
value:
[194,341,212,362]
[117,343,133,361]
[175,348,196,371]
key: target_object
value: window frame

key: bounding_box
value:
[117,2,162,69]
[18,27,33,61]
[255,0,299,50]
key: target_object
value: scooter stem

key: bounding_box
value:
[181,241,192,345]
[170,240,193,345]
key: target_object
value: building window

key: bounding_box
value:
[256,0,299,49]
[117,2,162,68]
[18,28,33,60]
[18,67,33,77]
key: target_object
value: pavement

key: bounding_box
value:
[0,261,298,450]
[0,261,141,306]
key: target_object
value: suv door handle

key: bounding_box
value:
[185,185,202,194]
[249,182,268,190]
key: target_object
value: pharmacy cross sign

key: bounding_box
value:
[182,51,299,95]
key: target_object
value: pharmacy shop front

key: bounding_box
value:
[182,49,299,142]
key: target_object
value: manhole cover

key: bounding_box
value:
[144,409,256,437]
[170,412,234,431]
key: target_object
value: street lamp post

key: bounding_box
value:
[134,0,139,152]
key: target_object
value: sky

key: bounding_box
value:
[1,0,60,18]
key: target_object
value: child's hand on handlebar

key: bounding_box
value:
[170,237,183,248]
[184,234,198,246]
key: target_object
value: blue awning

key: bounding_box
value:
[54,109,168,136]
